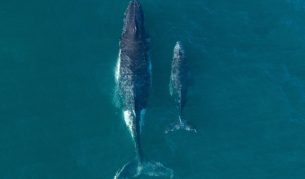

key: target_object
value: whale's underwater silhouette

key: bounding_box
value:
[114,0,174,178]
[165,42,197,134]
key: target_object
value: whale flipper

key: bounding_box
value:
[114,159,174,179]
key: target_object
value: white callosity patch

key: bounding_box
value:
[123,110,134,136]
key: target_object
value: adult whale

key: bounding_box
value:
[114,1,173,178]
[165,42,197,134]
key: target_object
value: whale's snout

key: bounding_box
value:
[130,0,140,7]
[174,41,184,58]
[123,0,145,37]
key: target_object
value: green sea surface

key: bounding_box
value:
[1,0,305,178]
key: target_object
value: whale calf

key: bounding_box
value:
[165,42,197,134]
[114,0,173,178]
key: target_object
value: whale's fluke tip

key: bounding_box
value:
[114,159,174,179]
[165,119,197,134]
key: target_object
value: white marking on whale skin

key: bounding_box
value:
[140,109,146,133]
[123,109,146,135]
[124,110,134,137]
[115,50,121,82]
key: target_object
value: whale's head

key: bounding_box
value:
[123,0,145,38]
[174,41,185,59]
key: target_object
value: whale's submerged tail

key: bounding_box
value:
[114,159,174,179]
[165,116,197,134]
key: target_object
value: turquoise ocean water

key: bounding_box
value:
[1,0,305,178]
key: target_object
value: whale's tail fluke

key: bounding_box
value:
[114,159,174,179]
[165,116,197,134]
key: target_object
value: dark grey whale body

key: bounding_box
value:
[165,42,197,134]
[117,0,150,161]
[114,1,173,178]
